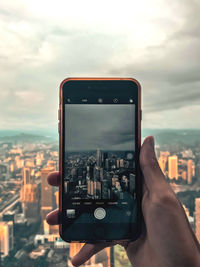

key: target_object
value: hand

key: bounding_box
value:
[46,136,200,267]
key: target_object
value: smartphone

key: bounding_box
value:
[59,78,142,242]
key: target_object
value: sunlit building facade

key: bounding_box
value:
[0,221,13,258]
[168,155,178,180]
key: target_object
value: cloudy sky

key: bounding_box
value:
[65,104,135,151]
[0,0,200,134]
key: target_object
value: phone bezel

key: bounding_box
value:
[59,78,142,242]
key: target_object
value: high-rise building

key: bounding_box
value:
[89,164,94,179]
[181,170,187,181]
[119,159,124,168]
[100,168,104,180]
[9,161,16,172]
[112,176,118,186]
[0,221,13,258]
[21,184,39,220]
[102,152,108,168]
[168,155,178,180]
[116,159,120,169]
[94,167,101,180]
[97,148,101,167]
[195,198,200,243]
[23,167,31,185]
[187,159,195,184]
[21,166,39,220]
[41,167,57,234]
[105,159,110,171]
[102,180,109,199]
[94,181,101,198]
[15,155,24,169]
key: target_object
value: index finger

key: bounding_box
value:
[47,171,60,186]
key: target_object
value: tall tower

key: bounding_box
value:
[22,166,32,201]
[187,159,194,184]
[41,166,56,234]
[0,221,13,258]
[23,167,31,185]
[168,155,178,180]
[103,152,108,168]
[195,198,200,243]
[21,166,39,221]
[96,148,101,167]
[21,183,39,220]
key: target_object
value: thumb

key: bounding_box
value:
[139,136,167,193]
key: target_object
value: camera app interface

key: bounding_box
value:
[63,103,137,238]
[64,103,135,198]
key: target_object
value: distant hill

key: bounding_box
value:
[0,132,56,144]
[0,130,21,137]
[142,129,200,146]
[0,129,200,146]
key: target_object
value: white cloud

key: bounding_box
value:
[0,0,199,131]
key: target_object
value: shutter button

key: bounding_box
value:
[94,208,106,220]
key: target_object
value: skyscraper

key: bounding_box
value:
[96,148,101,167]
[105,159,110,171]
[103,152,108,168]
[41,166,56,234]
[102,180,109,199]
[21,184,39,220]
[21,166,39,220]
[119,159,124,168]
[0,221,13,258]
[168,155,178,180]
[195,198,200,243]
[23,167,31,185]
[94,181,101,198]
[181,170,187,181]
[187,159,194,184]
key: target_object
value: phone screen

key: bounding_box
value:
[60,78,142,242]
[62,99,138,240]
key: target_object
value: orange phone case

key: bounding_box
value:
[59,78,141,242]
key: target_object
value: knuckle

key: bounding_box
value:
[151,191,179,209]
[140,154,159,170]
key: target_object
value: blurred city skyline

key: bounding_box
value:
[0,0,200,131]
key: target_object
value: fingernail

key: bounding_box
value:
[149,136,154,149]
